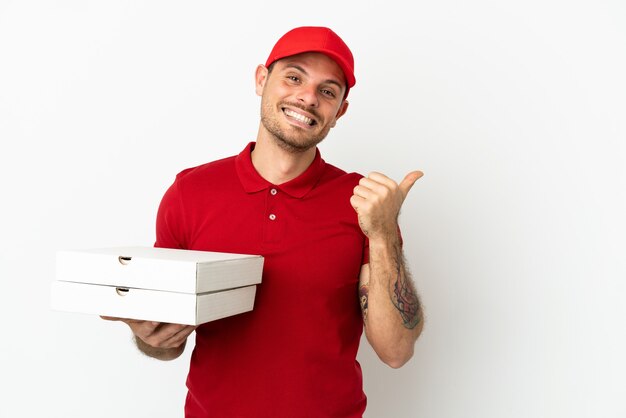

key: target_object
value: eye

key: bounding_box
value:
[287,75,300,83]
[321,89,336,98]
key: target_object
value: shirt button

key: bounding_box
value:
[270,188,278,195]
[269,214,276,221]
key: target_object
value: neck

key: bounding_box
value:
[251,127,317,185]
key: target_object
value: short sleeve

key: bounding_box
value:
[154,177,187,249]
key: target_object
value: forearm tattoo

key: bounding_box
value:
[390,247,422,329]
[359,284,369,323]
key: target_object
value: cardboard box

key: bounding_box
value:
[51,246,264,325]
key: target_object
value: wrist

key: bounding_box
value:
[367,227,401,248]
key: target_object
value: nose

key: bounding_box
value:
[296,84,319,108]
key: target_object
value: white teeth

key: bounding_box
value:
[284,108,313,125]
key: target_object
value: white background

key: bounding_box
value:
[1,1,625,417]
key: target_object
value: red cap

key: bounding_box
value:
[265,26,356,94]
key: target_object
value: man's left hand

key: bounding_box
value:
[350,171,423,240]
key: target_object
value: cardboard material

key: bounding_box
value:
[51,246,264,325]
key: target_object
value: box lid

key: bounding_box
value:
[55,246,264,294]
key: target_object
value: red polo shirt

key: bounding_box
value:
[155,142,368,417]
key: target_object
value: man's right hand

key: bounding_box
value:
[101,316,196,360]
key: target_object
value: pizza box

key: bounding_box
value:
[51,246,264,325]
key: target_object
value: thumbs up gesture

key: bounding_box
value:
[350,171,423,239]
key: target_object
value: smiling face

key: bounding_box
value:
[255,52,349,153]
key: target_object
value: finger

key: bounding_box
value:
[359,171,397,189]
[131,321,162,340]
[162,325,196,347]
[100,316,146,325]
[398,171,423,198]
[358,177,390,195]
[351,195,374,218]
[350,194,364,211]
[145,324,195,348]
[365,172,397,189]
[353,184,377,200]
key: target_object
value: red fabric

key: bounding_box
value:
[156,142,368,417]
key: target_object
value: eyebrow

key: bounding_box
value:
[283,63,345,91]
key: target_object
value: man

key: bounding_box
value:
[104,26,424,417]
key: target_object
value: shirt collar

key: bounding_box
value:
[235,142,326,198]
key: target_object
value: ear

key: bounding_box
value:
[331,100,349,128]
[255,65,269,97]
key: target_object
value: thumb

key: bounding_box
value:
[399,170,424,198]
